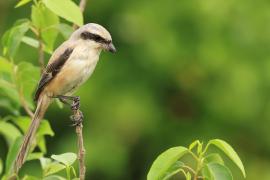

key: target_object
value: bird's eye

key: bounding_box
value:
[80,32,106,43]
[80,32,89,39]
[93,35,103,42]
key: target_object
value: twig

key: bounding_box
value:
[69,97,86,180]
[73,0,88,29]
[12,64,34,118]
[79,0,87,12]
[182,165,196,175]
[74,110,86,180]
[72,1,88,179]
[20,95,34,118]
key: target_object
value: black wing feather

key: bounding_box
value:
[34,48,74,101]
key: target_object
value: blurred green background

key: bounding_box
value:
[1,0,270,179]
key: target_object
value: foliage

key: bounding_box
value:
[147,139,246,180]
[0,0,259,179]
[0,0,83,179]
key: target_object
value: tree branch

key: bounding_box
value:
[73,1,88,179]
[74,111,86,180]
[79,0,87,12]
[73,0,88,29]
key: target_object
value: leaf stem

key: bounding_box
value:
[19,88,34,118]
[182,165,196,175]
[11,62,34,118]
[66,166,71,180]
[193,154,203,180]
[188,150,200,162]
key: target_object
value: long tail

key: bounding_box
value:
[13,95,51,173]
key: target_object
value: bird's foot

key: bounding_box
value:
[71,96,80,111]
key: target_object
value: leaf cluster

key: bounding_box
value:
[147,139,246,180]
[0,0,84,179]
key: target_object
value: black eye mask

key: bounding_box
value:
[80,31,111,44]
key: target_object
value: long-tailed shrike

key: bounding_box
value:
[13,23,116,173]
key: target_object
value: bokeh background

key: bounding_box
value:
[1,0,270,179]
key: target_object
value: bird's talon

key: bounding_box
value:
[71,100,80,110]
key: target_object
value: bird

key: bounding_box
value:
[13,23,116,173]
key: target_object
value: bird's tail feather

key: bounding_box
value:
[13,95,50,173]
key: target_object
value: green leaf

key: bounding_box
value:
[40,157,52,169]
[21,36,52,54]
[164,169,184,180]
[0,158,3,176]
[12,116,31,133]
[40,157,66,176]
[0,121,22,147]
[208,139,246,178]
[43,0,83,26]
[37,120,55,137]
[56,23,73,39]
[21,36,38,48]
[16,62,40,110]
[189,140,203,154]
[71,166,77,178]
[14,116,54,134]
[0,99,19,115]
[43,162,66,176]
[31,4,59,51]
[15,0,32,8]
[0,85,20,111]
[186,172,191,180]
[26,152,44,161]
[0,58,20,110]
[5,137,23,175]
[13,117,54,153]
[0,56,13,73]
[189,140,200,150]
[197,142,203,155]
[205,163,233,180]
[204,153,224,165]
[37,136,47,153]
[202,164,213,180]
[36,118,55,153]
[22,175,40,180]
[43,175,66,180]
[1,19,30,58]
[51,153,77,166]
[163,161,185,180]
[147,146,189,180]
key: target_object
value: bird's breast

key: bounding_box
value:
[47,47,100,96]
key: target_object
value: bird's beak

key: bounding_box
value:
[106,43,116,53]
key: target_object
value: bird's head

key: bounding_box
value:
[70,23,116,53]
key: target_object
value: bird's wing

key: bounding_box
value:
[34,42,74,101]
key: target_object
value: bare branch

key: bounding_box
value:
[79,0,87,12]
[73,0,88,30]
[72,1,88,179]
[75,113,86,180]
